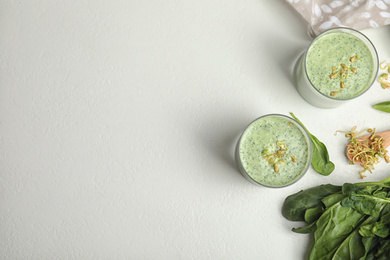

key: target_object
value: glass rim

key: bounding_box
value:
[303,27,379,102]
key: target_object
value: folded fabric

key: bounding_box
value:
[286,0,390,36]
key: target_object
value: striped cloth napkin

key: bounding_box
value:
[286,0,390,36]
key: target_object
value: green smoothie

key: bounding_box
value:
[306,31,374,99]
[236,115,312,187]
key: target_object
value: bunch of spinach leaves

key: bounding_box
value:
[282,176,390,259]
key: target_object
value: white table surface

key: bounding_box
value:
[2,1,390,259]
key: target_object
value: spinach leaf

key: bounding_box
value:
[373,239,390,259]
[282,184,342,221]
[308,202,367,260]
[332,231,373,260]
[360,211,390,238]
[373,101,390,113]
[332,222,377,260]
[290,112,335,176]
[361,204,390,236]
[322,192,347,208]
[341,183,390,217]
[333,205,390,260]
[291,206,324,234]
[367,238,390,259]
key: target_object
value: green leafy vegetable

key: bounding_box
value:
[368,239,390,259]
[282,176,390,260]
[309,201,366,259]
[290,112,335,176]
[373,101,390,113]
[359,211,390,238]
[282,184,341,221]
[333,215,378,260]
[341,183,390,217]
[304,206,324,224]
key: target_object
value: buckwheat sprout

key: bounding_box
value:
[335,127,389,179]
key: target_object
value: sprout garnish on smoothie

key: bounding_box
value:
[329,55,361,97]
[262,140,297,173]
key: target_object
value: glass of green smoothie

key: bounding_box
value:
[294,27,378,108]
[235,114,313,188]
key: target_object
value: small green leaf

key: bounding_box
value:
[373,101,390,113]
[309,134,335,176]
[290,112,335,176]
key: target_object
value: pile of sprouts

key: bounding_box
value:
[336,126,389,179]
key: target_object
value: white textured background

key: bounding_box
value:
[1,1,390,259]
